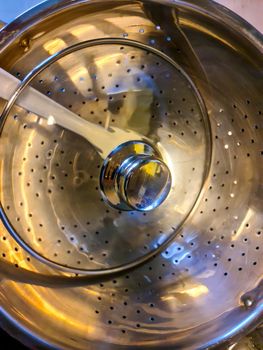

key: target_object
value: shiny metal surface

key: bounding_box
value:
[0,65,156,160]
[118,153,171,211]
[100,140,172,212]
[1,37,209,273]
[0,0,262,349]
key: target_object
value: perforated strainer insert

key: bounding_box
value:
[0,39,210,273]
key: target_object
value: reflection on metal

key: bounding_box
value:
[100,140,171,211]
[67,66,90,96]
[180,18,237,51]
[161,283,209,300]
[231,208,255,241]
[43,38,67,55]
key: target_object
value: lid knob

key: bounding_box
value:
[100,141,171,211]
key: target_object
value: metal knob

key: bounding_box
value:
[100,141,172,212]
[117,156,171,211]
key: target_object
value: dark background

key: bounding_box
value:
[0,329,29,349]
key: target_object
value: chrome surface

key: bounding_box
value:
[118,153,171,211]
[0,0,262,350]
[100,140,172,211]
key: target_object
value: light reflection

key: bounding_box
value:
[161,242,184,259]
[43,40,89,94]
[159,240,193,266]
[9,283,96,335]
[31,32,46,40]
[47,115,55,125]
[161,283,209,301]
[70,24,100,38]
[68,66,88,81]
[95,53,122,68]
[180,18,237,51]
[43,38,67,55]
[232,208,254,241]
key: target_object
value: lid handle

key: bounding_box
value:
[100,141,171,211]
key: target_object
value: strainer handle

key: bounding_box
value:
[0,67,144,158]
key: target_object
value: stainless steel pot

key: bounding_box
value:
[0,0,262,349]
